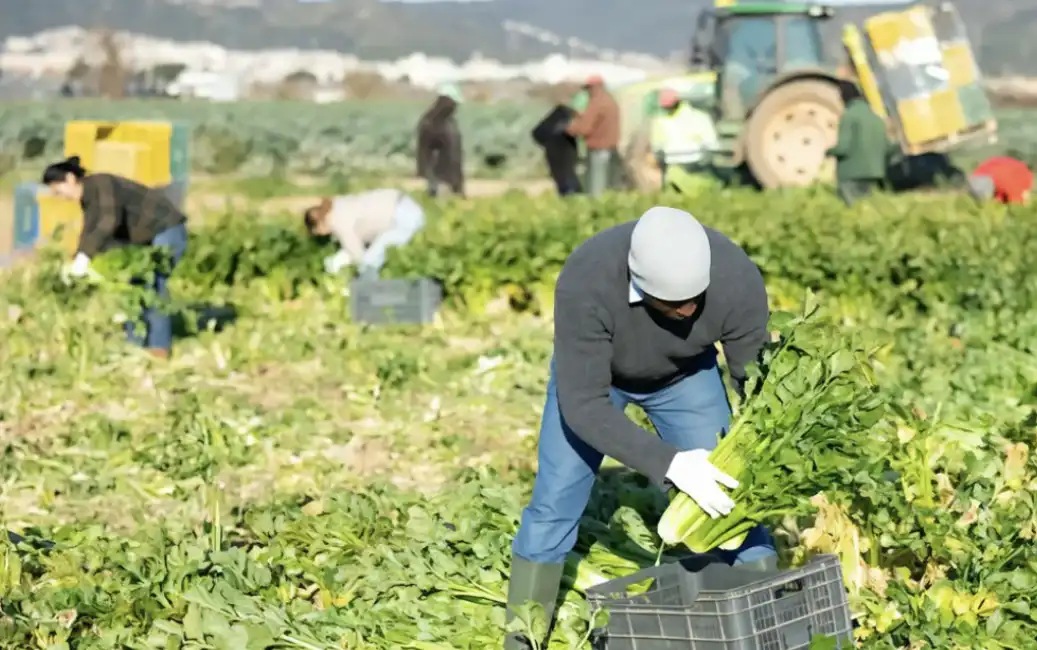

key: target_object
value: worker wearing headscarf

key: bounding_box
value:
[417,83,465,198]
[967,156,1033,205]
[651,88,718,189]
[566,74,620,196]
[42,156,188,360]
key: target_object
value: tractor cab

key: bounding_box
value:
[688,3,835,120]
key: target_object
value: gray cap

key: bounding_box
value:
[628,206,710,301]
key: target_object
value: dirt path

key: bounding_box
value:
[0,196,13,254]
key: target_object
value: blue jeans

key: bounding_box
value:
[124,223,188,351]
[512,353,775,566]
[359,195,425,274]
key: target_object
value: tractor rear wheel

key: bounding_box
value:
[744,79,842,189]
[622,125,663,192]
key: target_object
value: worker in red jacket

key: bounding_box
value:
[967,156,1033,204]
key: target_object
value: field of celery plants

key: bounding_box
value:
[0,100,546,179]
[2,100,1037,180]
[2,184,1037,649]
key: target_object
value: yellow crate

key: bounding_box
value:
[897,89,967,146]
[109,121,174,186]
[866,8,932,52]
[36,194,83,255]
[941,42,978,88]
[64,120,174,186]
[92,141,160,185]
[842,24,886,120]
[63,120,117,172]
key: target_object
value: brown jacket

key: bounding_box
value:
[78,174,186,257]
[567,87,620,150]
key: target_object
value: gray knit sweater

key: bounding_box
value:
[552,220,769,485]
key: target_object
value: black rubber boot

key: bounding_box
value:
[503,554,565,650]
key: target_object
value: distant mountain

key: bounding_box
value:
[1,0,1036,73]
[0,0,556,62]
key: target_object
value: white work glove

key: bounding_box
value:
[61,253,97,284]
[665,449,739,519]
[323,250,353,275]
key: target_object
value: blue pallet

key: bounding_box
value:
[13,183,41,250]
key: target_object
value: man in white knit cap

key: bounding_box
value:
[503,206,774,649]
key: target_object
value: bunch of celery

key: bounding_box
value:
[657,306,888,553]
[564,507,684,595]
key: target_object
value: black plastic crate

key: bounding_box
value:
[350,277,441,325]
[586,554,852,650]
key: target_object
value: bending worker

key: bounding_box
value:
[967,155,1032,205]
[42,155,188,360]
[566,75,620,197]
[504,207,776,649]
[825,81,888,206]
[651,88,718,189]
[304,188,426,280]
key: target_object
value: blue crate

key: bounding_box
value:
[13,183,41,250]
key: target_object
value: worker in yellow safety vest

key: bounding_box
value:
[651,88,718,189]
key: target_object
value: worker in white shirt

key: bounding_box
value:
[650,88,718,189]
[303,189,426,280]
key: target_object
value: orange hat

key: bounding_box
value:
[585,74,604,87]
[658,88,679,108]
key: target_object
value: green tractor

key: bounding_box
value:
[616,0,997,190]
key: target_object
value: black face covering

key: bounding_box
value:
[643,293,707,337]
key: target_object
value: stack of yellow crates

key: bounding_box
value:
[63,120,187,188]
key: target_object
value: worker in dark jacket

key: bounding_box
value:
[967,155,1033,205]
[503,207,776,649]
[42,156,188,360]
[567,75,621,196]
[826,81,889,206]
[532,104,582,196]
[417,83,465,198]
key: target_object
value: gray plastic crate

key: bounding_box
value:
[350,277,441,325]
[586,554,852,650]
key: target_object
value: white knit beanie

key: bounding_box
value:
[628,206,711,301]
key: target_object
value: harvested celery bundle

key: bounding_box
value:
[657,304,888,553]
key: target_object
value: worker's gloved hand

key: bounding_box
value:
[665,449,738,519]
[61,252,95,284]
[323,250,352,275]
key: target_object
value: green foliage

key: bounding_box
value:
[3,185,1037,648]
